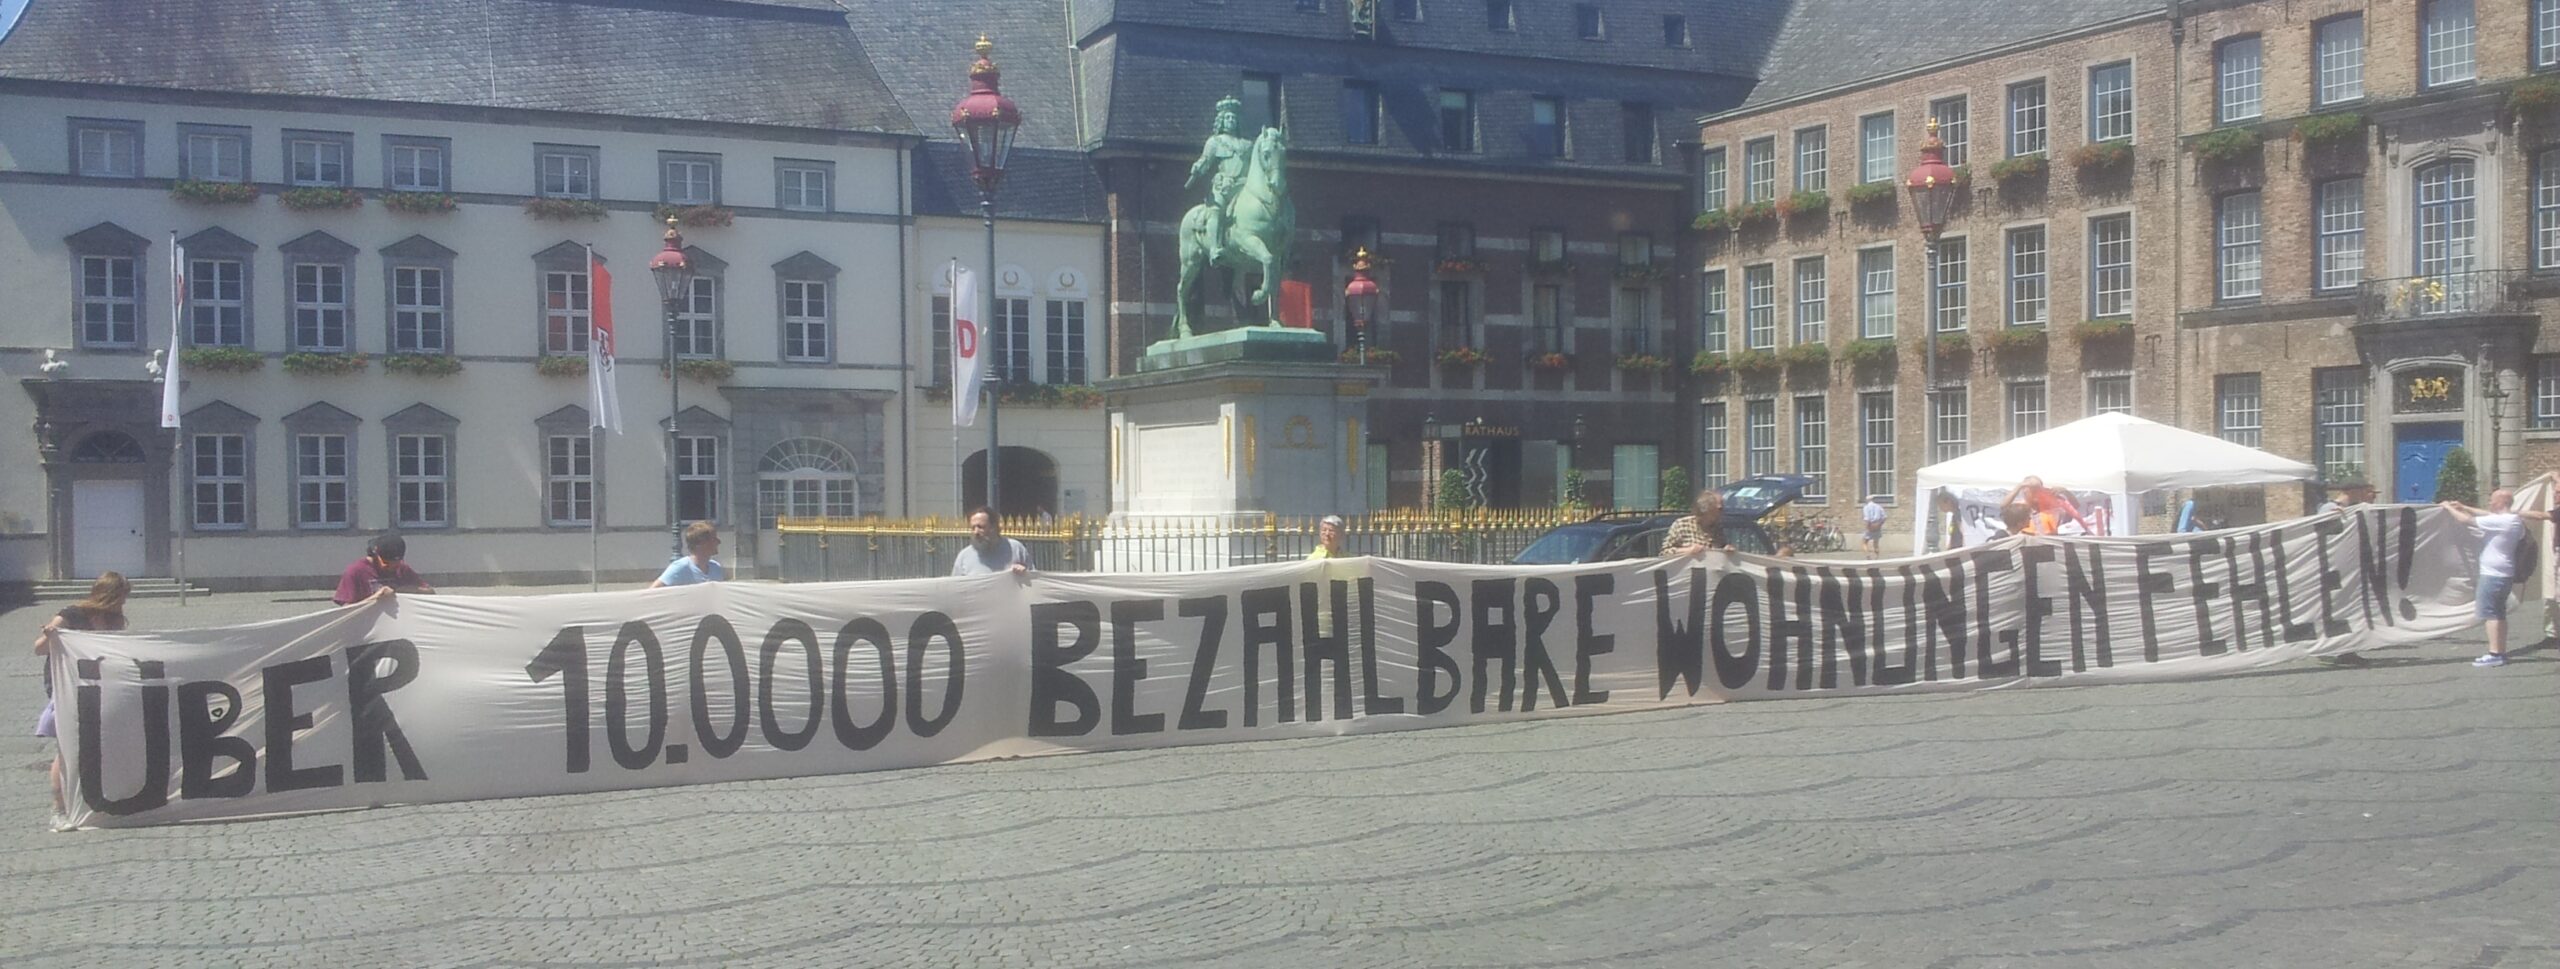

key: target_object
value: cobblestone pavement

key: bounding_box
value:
[3,588,2554,968]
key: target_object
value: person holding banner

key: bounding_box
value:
[1307,515,1349,560]
[33,571,129,815]
[2442,490,2550,668]
[2316,481,2379,666]
[2003,476,2095,536]
[1661,489,1730,557]
[649,522,727,588]
[332,533,435,605]
[953,507,1032,577]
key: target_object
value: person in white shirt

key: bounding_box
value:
[2441,489,2551,668]
[1859,496,1888,558]
[952,507,1032,577]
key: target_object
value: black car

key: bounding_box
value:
[1511,474,1816,564]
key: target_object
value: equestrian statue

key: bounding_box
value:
[1172,94,1296,338]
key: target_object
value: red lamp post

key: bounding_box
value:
[1905,118,1963,549]
[647,218,694,558]
[950,36,1024,517]
[1343,247,1381,365]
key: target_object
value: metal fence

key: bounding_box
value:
[2357,269,2526,323]
[774,509,1610,581]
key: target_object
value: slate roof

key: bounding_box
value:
[1070,1,1781,78]
[0,0,915,134]
[1736,0,2170,111]
[836,0,1087,150]
[910,143,1107,222]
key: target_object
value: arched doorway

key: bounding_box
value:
[962,446,1059,519]
[755,438,860,525]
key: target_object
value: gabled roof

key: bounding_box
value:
[837,0,1086,150]
[1733,0,2168,114]
[0,0,916,135]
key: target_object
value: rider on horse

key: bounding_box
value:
[1186,95,1254,265]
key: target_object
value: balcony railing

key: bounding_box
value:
[2357,269,2528,324]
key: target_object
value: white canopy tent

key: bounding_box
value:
[1912,412,2318,548]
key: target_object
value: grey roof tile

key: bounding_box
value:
[838,0,1087,150]
[1737,0,2168,111]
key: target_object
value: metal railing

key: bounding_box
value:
[774,508,1605,582]
[2357,269,2528,324]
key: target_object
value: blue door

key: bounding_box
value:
[2394,422,2465,502]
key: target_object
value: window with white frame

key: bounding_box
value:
[778,161,831,212]
[2087,374,2133,416]
[1699,270,1729,354]
[72,120,141,178]
[181,127,247,182]
[1744,264,1776,349]
[2007,380,2048,438]
[292,263,350,352]
[2317,177,2366,290]
[1392,0,1420,21]
[2217,191,2263,301]
[994,296,1032,383]
[1794,256,1827,344]
[675,276,718,358]
[1241,73,1282,135]
[1046,299,1088,384]
[1700,147,1728,211]
[1794,395,1828,500]
[1858,247,1894,338]
[2423,0,2476,88]
[2006,226,2047,325]
[1933,237,1968,331]
[2417,159,2480,282]
[783,279,832,362]
[288,133,351,187]
[189,257,246,347]
[2537,152,2560,270]
[1487,0,1514,31]
[1929,96,1969,168]
[1529,97,1567,159]
[192,433,248,529]
[386,136,449,193]
[1618,232,1652,268]
[2217,374,2262,447]
[393,266,448,354]
[395,433,450,529]
[1609,445,1658,511]
[756,438,860,525]
[930,294,953,383]
[545,271,590,355]
[677,435,720,523]
[1533,283,1565,353]
[2313,368,2366,479]
[2316,16,2364,105]
[2088,62,2134,142]
[538,146,597,199]
[1745,399,1777,477]
[2541,0,2560,70]
[295,433,351,529]
[1341,81,1381,146]
[78,254,139,348]
[1930,389,1968,463]
[1744,138,1777,202]
[2534,357,2560,429]
[1860,391,1895,500]
[2217,36,2263,123]
[2008,80,2047,157]
[1437,89,1476,151]
[1859,113,1896,183]
[546,434,594,526]
[1623,104,1657,165]
[2088,215,2133,318]
[1794,127,1827,192]
[661,154,718,206]
[1700,402,1729,488]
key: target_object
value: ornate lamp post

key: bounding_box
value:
[1903,118,1961,461]
[1343,247,1381,365]
[648,218,694,558]
[952,35,1023,516]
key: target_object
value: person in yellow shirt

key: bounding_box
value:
[1306,515,1347,560]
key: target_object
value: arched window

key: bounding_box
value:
[755,438,857,525]
[70,431,146,463]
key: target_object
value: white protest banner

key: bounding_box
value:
[52,507,2478,829]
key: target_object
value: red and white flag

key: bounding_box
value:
[951,261,986,427]
[586,245,622,433]
[161,234,185,429]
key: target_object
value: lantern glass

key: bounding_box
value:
[650,253,692,303]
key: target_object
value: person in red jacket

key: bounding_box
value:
[333,533,435,605]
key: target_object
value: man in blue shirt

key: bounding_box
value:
[650,522,726,587]
[952,507,1031,576]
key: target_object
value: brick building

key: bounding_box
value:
[1697,0,2560,538]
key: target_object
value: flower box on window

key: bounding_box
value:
[1840,337,1894,368]
[1615,352,1671,373]
[1529,351,1574,372]
[171,179,260,205]
[658,358,736,383]
[1843,182,1896,207]
[279,187,363,211]
[524,198,608,221]
[280,351,369,376]
[2509,77,2560,120]
[1777,189,1830,219]
[1436,346,1490,367]
[2189,127,2262,165]
[180,347,264,373]
[381,353,464,378]
[382,192,459,214]
[1733,201,1779,229]
[2067,139,2133,173]
[654,204,736,228]
[1779,342,1831,369]
[1611,264,1668,283]
[1987,154,2047,184]
[1729,347,1782,375]
[1980,325,2049,354]
[535,354,590,377]
[1934,334,1974,359]
[1691,208,1735,233]
[2073,318,2132,342]
[1434,257,1484,275]
[2292,112,2366,148]
[1689,350,1728,375]
[1339,347,1399,365]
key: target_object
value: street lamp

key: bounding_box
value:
[952,35,1023,517]
[1904,117,1961,461]
[1343,247,1381,365]
[648,217,694,558]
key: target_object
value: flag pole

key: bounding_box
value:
[949,259,961,517]
[589,424,601,592]
[166,231,188,605]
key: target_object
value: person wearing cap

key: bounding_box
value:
[1307,515,1349,560]
[2317,480,2376,515]
[333,533,434,606]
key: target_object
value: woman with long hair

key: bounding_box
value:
[33,571,129,816]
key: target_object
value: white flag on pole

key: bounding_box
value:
[951,261,986,428]
[161,235,185,429]
[585,245,622,433]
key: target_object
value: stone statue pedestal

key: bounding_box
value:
[1105,330,1378,532]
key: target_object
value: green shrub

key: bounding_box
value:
[1437,469,1476,511]
[279,351,368,376]
[180,347,264,373]
[1659,465,1691,510]
[1987,154,2046,183]
[2293,112,2366,148]
[2434,448,2480,505]
[2191,127,2263,164]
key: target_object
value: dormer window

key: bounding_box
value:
[1575,4,1604,39]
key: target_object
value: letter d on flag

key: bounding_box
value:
[587,246,622,433]
[952,262,985,428]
